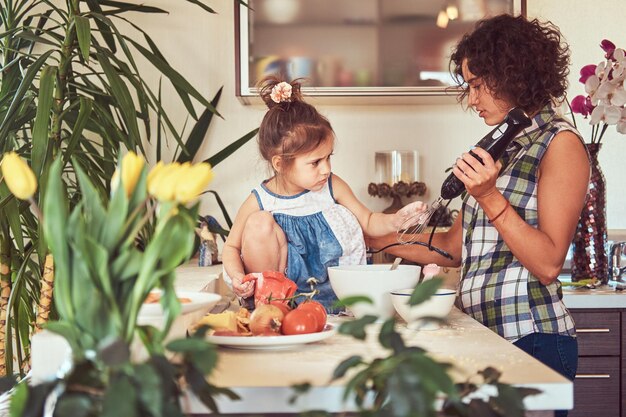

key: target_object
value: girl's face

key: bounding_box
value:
[462,59,514,126]
[280,136,334,194]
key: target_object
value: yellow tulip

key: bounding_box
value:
[147,161,165,192]
[1,152,38,200]
[120,151,144,197]
[175,162,213,203]
[149,162,184,202]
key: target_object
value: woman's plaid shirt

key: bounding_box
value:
[458,106,580,342]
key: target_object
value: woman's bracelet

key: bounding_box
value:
[488,201,510,224]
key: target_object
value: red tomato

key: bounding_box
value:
[270,299,292,316]
[281,309,319,335]
[297,301,327,332]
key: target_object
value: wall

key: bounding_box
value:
[130,0,626,229]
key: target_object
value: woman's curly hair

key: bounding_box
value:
[450,14,570,114]
[257,76,333,171]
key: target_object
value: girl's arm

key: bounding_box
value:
[222,194,260,297]
[456,132,589,285]
[332,174,424,237]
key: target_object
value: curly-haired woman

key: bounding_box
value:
[369,15,589,415]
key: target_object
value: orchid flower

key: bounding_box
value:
[570,39,626,143]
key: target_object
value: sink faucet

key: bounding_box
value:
[609,242,626,281]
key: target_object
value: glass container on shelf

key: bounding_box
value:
[368,150,425,214]
[235,0,525,103]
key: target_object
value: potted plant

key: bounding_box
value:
[0,151,238,415]
[0,0,255,376]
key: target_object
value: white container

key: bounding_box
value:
[391,287,456,330]
[328,264,421,319]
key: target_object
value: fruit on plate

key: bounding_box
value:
[281,308,319,335]
[196,311,237,332]
[296,300,327,332]
[249,304,284,335]
[242,270,297,308]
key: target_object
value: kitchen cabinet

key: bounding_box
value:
[235,0,526,104]
[569,309,624,417]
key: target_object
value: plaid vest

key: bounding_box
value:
[458,106,579,342]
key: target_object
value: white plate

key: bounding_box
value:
[206,324,337,350]
[139,291,221,318]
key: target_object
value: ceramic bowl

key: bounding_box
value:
[391,287,456,330]
[328,264,421,319]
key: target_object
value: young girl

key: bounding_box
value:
[222,77,422,311]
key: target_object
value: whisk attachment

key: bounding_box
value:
[397,197,444,244]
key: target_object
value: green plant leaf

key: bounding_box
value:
[0,184,24,252]
[337,315,378,340]
[177,88,223,163]
[409,277,443,306]
[333,295,373,308]
[85,0,117,52]
[98,0,167,14]
[203,192,233,229]
[0,49,53,140]
[331,355,363,380]
[142,32,198,121]
[102,375,138,417]
[8,381,28,417]
[490,383,526,417]
[100,177,130,251]
[133,364,163,417]
[204,128,258,168]
[183,0,216,14]
[96,52,142,145]
[378,318,405,352]
[74,15,91,62]
[124,37,217,113]
[31,65,56,177]
[43,158,73,321]
[72,158,106,239]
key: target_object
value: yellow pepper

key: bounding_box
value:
[1,152,38,200]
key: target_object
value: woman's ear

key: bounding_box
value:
[271,155,282,173]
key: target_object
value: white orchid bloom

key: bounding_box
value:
[611,86,626,107]
[585,75,600,102]
[617,108,626,134]
[591,103,622,125]
[612,48,626,82]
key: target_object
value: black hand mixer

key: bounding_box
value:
[398,107,532,244]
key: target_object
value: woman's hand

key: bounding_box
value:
[231,272,255,298]
[392,201,427,230]
[452,147,503,200]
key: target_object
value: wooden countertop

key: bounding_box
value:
[182,308,572,414]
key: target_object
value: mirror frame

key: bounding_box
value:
[235,0,527,105]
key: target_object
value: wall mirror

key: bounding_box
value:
[235,0,526,104]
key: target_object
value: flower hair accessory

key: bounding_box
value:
[270,81,292,104]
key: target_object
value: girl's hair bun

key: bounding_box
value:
[258,76,304,109]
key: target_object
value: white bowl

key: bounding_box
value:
[391,287,456,330]
[139,291,221,318]
[328,264,421,319]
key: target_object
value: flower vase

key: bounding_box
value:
[571,143,608,283]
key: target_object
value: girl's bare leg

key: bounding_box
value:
[241,211,288,274]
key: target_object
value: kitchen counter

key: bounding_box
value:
[182,308,572,415]
[560,275,626,309]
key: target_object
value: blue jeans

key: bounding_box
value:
[513,333,578,417]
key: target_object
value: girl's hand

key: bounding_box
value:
[232,272,255,298]
[452,147,502,200]
[393,201,427,230]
